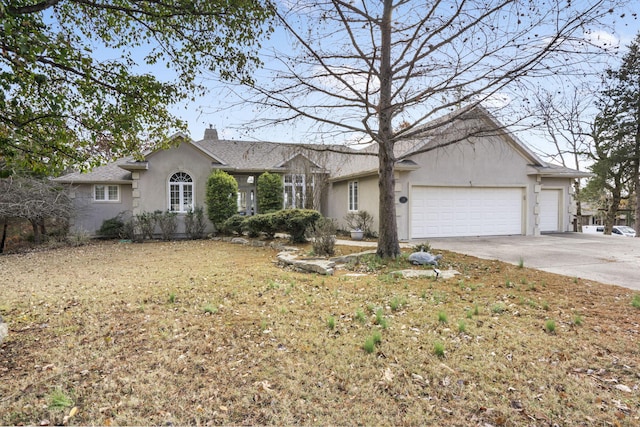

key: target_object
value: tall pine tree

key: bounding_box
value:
[592,33,640,235]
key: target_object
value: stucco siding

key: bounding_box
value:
[404,137,531,186]
[134,143,216,235]
[69,184,133,235]
[329,176,380,232]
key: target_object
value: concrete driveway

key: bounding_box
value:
[426,232,640,291]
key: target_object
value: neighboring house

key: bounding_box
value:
[55,106,590,240]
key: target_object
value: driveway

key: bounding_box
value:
[426,232,640,291]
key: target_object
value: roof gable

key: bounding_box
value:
[276,153,323,171]
[396,105,544,166]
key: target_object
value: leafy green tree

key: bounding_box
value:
[1,0,274,173]
[584,111,634,234]
[585,33,640,234]
[600,33,640,235]
[206,170,238,231]
[257,172,283,213]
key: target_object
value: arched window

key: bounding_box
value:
[169,172,193,212]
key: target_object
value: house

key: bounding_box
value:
[55,106,590,240]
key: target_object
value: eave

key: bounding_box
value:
[119,161,149,171]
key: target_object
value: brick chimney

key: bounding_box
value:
[204,124,218,141]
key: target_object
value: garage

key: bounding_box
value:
[410,186,524,238]
[539,189,561,232]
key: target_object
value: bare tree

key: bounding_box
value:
[528,84,596,231]
[0,175,73,250]
[236,0,626,258]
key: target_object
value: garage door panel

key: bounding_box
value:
[411,187,523,238]
[540,189,560,232]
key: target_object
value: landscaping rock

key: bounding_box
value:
[277,252,335,275]
[391,269,459,279]
[0,315,7,345]
[230,237,250,245]
[330,249,377,264]
[408,251,443,266]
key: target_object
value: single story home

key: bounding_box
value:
[55,105,590,240]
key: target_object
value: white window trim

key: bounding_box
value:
[284,173,312,209]
[93,184,120,202]
[348,181,358,211]
[168,172,194,213]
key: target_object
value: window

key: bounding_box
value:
[169,172,193,212]
[348,181,358,211]
[284,174,313,209]
[94,184,119,202]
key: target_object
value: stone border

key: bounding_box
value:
[224,236,459,278]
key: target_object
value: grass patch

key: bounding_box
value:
[374,308,389,329]
[457,320,467,333]
[573,315,583,326]
[47,388,73,410]
[203,303,218,314]
[545,319,557,334]
[433,341,445,358]
[389,295,406,311]
[437,311,448,324]
[1,240,638,426]
[327,315,336,330]
[491,303,505,314]
[363,331,382,354]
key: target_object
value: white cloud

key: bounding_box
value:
[480,92,512,109]
[583,30,620,50]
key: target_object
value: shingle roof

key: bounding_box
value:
[194,138,367,177]
[54,157,134,184]
[54,106,585,183]
[530,163,592,179]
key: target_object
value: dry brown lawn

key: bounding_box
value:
[0,239,639,426]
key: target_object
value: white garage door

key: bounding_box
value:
[411,186,523,238]
[539,189,561,232]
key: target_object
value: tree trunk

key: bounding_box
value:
[377,142,400,258]
[375,0,401,259]
[0,217,7,254]
[574,181,583,232]
[31,219,41,244]
[635,110,640,236]
[604,189,621,235]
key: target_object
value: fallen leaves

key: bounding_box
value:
[1,240,640,426]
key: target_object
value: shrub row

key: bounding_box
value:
[224,209,321,243]
[98,207,207,241]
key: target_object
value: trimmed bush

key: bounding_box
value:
[244,214,278,239]
[97,215,125,239]
[206,170,238,232]
[185,206,207,239]
[276,209,321,243]
[257,172,284,213]
[135,211,157,240]
[155,210,178,240]
[240,209,321,242]
[223,214,246,236]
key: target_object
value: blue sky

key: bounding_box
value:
[172,3,638,157]
[157,3,640,169]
